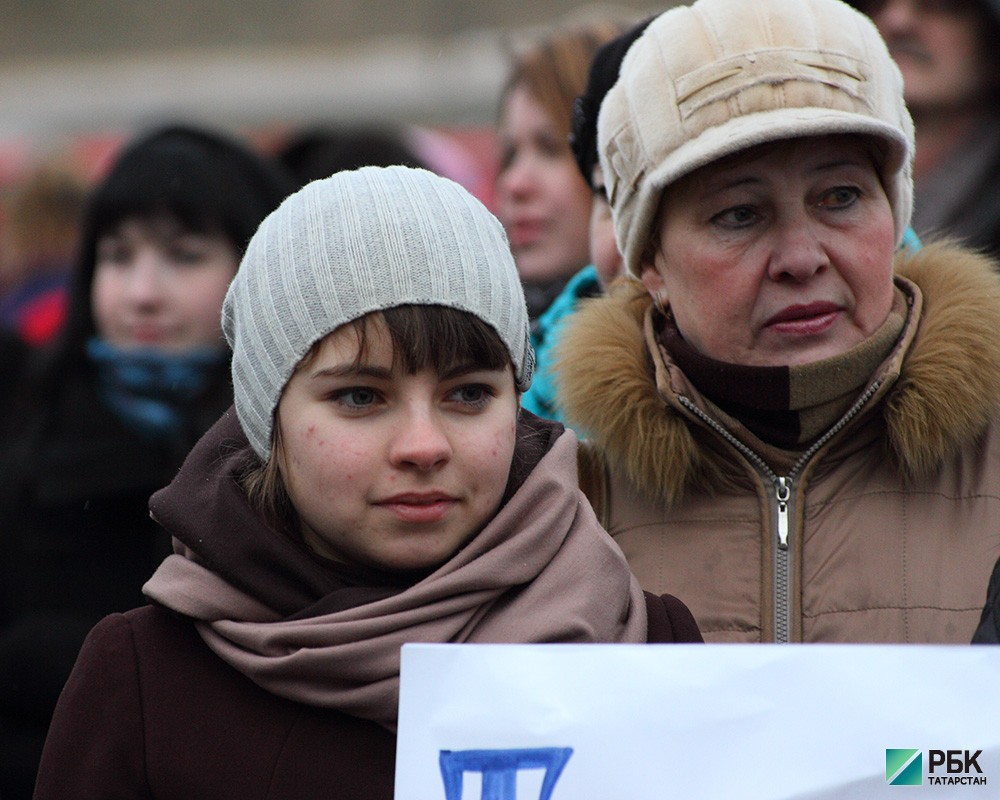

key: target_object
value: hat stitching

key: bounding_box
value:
[677,52,872,120]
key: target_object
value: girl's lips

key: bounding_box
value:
[378,494,457,524]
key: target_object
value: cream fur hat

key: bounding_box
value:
[598,0,915,278]
[223,165,534,460]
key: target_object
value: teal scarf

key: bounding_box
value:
[87,338,227,441]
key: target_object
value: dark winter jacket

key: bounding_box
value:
[33,606,398,800]
[0,359,232,799]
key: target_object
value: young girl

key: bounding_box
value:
[33,166,701,799]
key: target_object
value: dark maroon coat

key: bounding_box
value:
[35,593,698,800]
[34,606,396,800]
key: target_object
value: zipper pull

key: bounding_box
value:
[775,477,791,550]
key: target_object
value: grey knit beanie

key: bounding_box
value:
[599,0,915,278]
[223,165,534,460]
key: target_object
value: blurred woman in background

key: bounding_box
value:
[519,18,652,423]
[0,123,292,799]
[494,17,628,324]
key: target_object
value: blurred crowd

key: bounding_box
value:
[2,0,1000,797]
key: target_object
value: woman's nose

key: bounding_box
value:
[767,221,830,283]
[389,408,452,471]
[123,250,166,305]
[498,154,537,201]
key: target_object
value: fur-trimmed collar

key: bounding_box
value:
[554,242,1000,507]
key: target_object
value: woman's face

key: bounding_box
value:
[91,216,239,353]
[495,84,593,284]
[589,163,625,288]
[641,135,896,367]
[276,316,519,573]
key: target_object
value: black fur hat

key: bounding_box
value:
[569,18,653,190]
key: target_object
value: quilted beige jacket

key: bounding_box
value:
[556,243,1000,643]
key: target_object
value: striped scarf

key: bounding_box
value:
[87,337,227,440]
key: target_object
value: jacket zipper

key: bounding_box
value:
[677,379,882,642]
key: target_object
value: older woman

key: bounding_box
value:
[555,0,1000,644]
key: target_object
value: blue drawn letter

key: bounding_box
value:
[439,747,573,800]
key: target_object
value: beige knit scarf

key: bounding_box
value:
[144,428,647,731]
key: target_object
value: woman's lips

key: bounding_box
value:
[508,219,546,249]
[377,493,457,524]
[129,327,168,344]
[765,302,841,335]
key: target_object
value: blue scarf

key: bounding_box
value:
[86,338,227,441]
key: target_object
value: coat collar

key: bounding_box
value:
[554,242,1000,507]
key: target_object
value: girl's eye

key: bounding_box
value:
[95,239,130,266]
[448,383,494,409]
[331,387,381,411]
[712,205,759,229]
[819,186,861,209]
[168,239,212,265]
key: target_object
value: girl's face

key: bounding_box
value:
[641,135,896,367]
[276,315,519,573]
[495,84,593,284]
[91,216,239,353]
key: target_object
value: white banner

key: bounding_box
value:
[395,643,1000,799]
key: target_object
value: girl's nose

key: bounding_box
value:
[389,408,452,471]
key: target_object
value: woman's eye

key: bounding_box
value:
[448,384,493,409]
[537,133,568,159]
[168,241,210,265]
[819,186,861,209]
[713,205,758,228]
[332,387,380,410]
[95,240,130,265]
[497,143,517,173]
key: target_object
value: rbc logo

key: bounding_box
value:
[887,749,986,787]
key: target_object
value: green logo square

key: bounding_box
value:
[886,749,923,785]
